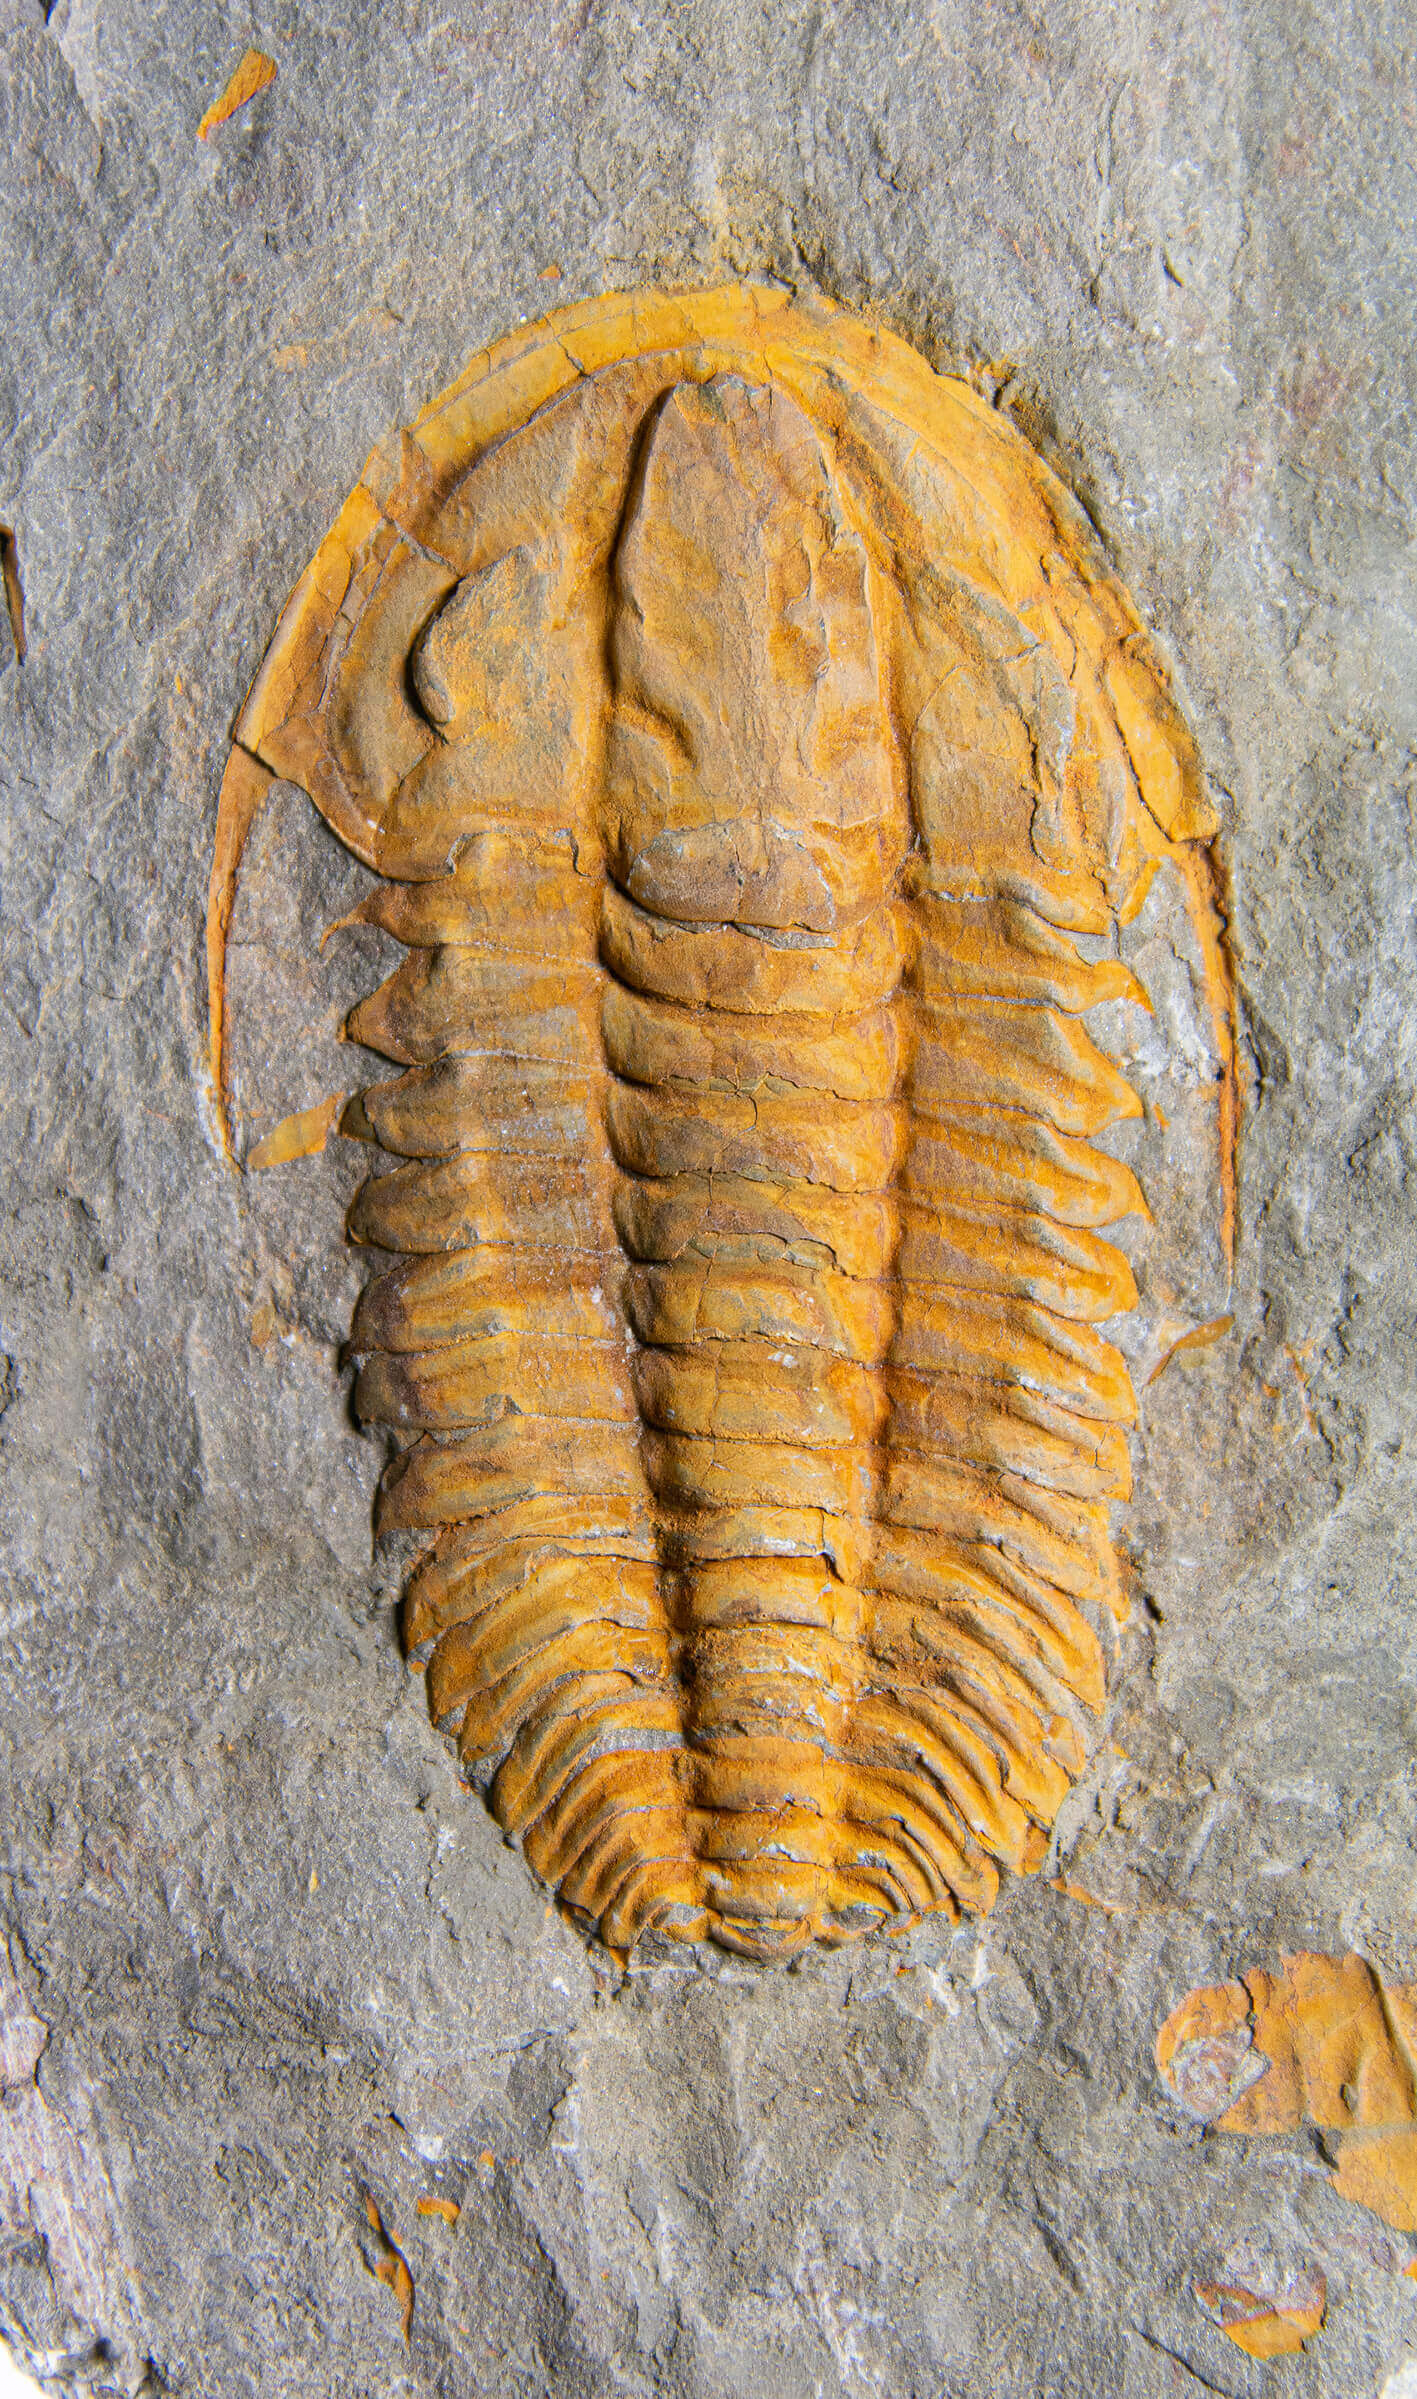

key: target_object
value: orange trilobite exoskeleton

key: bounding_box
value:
[210,286,1234,1960]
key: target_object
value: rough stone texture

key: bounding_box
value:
[0,3,1414,2394]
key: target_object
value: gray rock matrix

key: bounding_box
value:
[1,1,1414,2393]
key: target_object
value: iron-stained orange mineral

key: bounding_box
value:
[1158,1951,1417,2232]
[210,285,1234,1960]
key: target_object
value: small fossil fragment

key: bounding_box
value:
[1146,1311,1235,1384]
[1158,1950,1417,2232]
[246,1092,346,1169]
[362,2193,413,2343]
[0,527,25,665]
[197,48,277,141]
[211,285,1235,1960]
[1193,2247,1326,2360]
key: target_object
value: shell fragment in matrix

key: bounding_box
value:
[210,284,1235,1963]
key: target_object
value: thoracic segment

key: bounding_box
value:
[334,364,1155,1962]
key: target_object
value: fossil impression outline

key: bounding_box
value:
[210,284,1234,1961]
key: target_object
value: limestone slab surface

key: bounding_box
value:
[1,3,1415,2394]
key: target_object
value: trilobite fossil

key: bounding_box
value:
[211,285,1235,1961]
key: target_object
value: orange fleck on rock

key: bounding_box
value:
[1147,1313,1235,1384]
[416,2196,461,2226]
[1193,2267,1325,2359]
[539,263,563,280]
[247,1092,345,1169]
[0,527,25,665]
[363,2194,414,2342]
[1055,1877,1139,1915]
[198,48,277,140]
